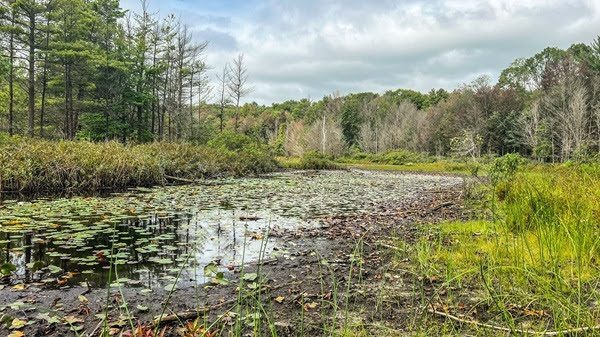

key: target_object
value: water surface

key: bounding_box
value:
[0,170,462,288]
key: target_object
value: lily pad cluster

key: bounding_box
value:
[0,170,461,288]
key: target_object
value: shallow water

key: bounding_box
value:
[0,170,462,289]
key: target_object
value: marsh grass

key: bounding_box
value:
[0,137,278,193]
[278,151,340,170]
[401,161,600,335]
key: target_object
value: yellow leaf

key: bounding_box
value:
[303,302,318,311]
[10,318,26,329]
[274,296,285,303]
[12,284,26,291]
[8,331,24,337]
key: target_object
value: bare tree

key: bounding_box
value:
[568,82,588,158]
[284,120,305,156]
[216,64,230,132]
[520,101,542,160]
[189,57,211,137]
[379,100,419,152]
[450,129,483,160]
[320,91,343,153]
[227,53,253,131]
[185,40,209,138]
[543,78,588,160]
[358,99,380,153]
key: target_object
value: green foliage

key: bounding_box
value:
[498,47,566,91]
[377,150,433,165]
[294,151,339,170]
[340,95,363,147]
[0,262,16,276]
[402,165,600,333]
[0,54,8,80]
[488,153,526,185]
[207,131,255,152]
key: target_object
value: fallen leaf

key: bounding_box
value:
[242,273,258,282]
[274,296,285,303]
[64,316,84,325]
[303,302,318,311]
[11,284,25,291]
[10,318,26,329]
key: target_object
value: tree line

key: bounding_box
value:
[234,40,600,162]
[1,1,600,162]
[0,0,253,142]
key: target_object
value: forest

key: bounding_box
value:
[1,1,600,164]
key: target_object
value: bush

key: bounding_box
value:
[296,151,339,170]
[489,153,527,186]
[377,150,432,165]
[207,131,255,152]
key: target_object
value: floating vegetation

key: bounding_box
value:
[0,170,461,289]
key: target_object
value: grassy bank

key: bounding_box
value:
[0,135,278,193]
[392,159,600,335]
[338,161,476,175]
[278,151,340,170]
[278,149,483,175]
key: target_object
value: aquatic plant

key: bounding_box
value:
[0,137,278,192]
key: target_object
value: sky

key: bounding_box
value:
[121,0,600,105]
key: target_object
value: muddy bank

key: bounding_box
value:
[0,170,468,336]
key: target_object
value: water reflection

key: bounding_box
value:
[0,209,287,288]
[0,170,462,289]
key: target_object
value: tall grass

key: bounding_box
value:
[408,158,600,334]
[0,136,278,192]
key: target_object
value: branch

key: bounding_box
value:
[429,309,600,336]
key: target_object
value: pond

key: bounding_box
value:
[0,170,463,289]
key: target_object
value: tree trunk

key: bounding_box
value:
[151,39,158,137]
[189,70,194,138]
[27,11,36,138]
[8,15,14,136]
[321,113,326,153]
[219,107,224,132]
[66,64,75,139]
[161,55,171,141]
[40,16,51,139]
[234,97,240,131]
[64,63,70,138]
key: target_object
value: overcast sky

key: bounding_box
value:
[121,0,600,105]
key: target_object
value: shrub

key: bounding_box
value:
[377,150,432,165]
[296,151,339,170]
[207,131,255,152]
[489,153,527,186]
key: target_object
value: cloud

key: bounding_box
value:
[122,0,600,105]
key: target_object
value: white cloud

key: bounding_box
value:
[122,0,600,104]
